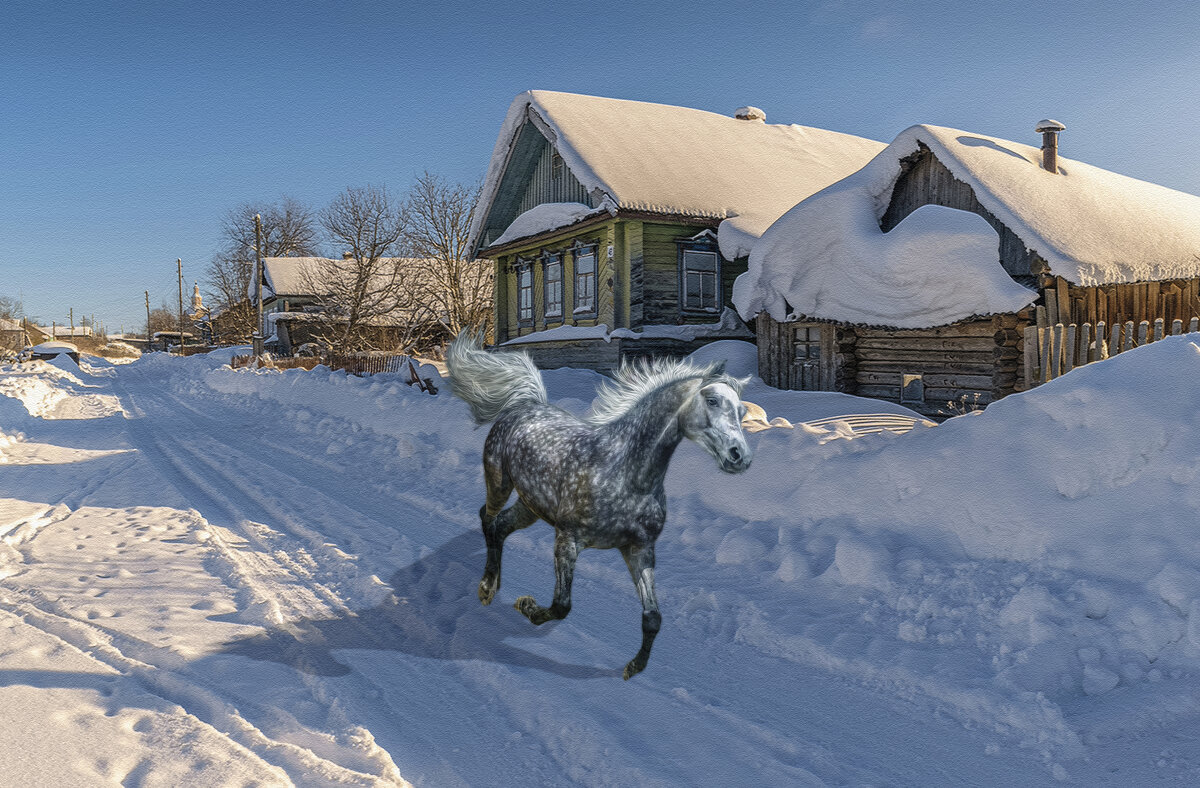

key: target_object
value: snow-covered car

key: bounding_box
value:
[26,341,80,363]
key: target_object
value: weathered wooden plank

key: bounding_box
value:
[1045,289,1059,326]
[1023,325,1037,386]
[1080,323,1092,364]
[854,349,999,365]
[855,336,994,352]
[856,371,995,389]
[856,359,998,376]
[1173,318,1183,336]
[1057,278,1070,324]
[1154,318,1164,341]
[1138,320,1149,346]
[1040,327,1052,383]
[1064,324,1076,373]
[864,322,997,340]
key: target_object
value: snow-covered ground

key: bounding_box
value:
[2,342,1200,785]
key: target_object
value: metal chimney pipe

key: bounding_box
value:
[1035,119,1066,173]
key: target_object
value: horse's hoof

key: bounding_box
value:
[478,581,495,606]
[622,659,644,680]
[514,595,537,618]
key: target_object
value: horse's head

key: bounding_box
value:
[680,363,753,474]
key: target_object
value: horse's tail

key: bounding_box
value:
[445,330,548,425]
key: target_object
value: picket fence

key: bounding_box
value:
[1024,316,1200,386]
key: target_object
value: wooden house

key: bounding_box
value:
[258,256,448,354]
[734,122,1200,416]
[468,91,885,369]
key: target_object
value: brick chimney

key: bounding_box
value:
[1035,119,1065,173]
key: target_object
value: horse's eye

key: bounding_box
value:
[706,398,718,407]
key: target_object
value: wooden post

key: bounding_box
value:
[253,214,264,359]
[1051,323,1064,378]
[1041,326,1052,383]
[1096,321,1107,360]
[1110,322,1121,357]
[1023,325,1038,387]
[1036,305,1048,328]
[1045,290,1059,326]
[1064,324,1077,372]
[1123,321,1135,352]
[1137,320,1149,346]
[1080,322,1092,364]
[177,258,186,353]
[1173,319,1183,336]
[1191,317,1199,334]
[144,291,151,340]
[1154,318,1164,341]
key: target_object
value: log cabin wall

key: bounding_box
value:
[757,313,1025,417]
[854,318,1016,415]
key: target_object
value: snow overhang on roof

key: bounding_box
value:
[469,90,886,259]
[734,123,1200,329]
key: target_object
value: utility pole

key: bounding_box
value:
[253,213,264,359]
[69,308,74,336]
[144,291,151,342]
[177,258,185,353]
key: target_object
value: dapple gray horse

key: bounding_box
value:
[446,332,752,679]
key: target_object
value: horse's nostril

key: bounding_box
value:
[729,446,741,461]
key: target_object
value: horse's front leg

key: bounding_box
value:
[515,531,578,625]
[479,499,535,605]
[620,542,660,680]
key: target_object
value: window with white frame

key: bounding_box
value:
[517,263,533,324]
[573,245,596,314]
[544,252,563,319]
[681,248,720,312]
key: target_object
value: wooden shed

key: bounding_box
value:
[735,123,1200,416]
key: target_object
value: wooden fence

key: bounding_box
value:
[1024,315,1200,386]
[230,352,437,393]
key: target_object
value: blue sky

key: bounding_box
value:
[2,0,1198,334]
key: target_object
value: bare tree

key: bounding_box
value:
[303,186,409,352]
[205,197,319,342]
[146,302,177,336]
[0,295,23,321]
[403,173,492,339]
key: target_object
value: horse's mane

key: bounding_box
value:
[586,356,749,425]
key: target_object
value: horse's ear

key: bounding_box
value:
[710,360,726,377]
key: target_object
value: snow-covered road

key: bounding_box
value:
[4,346,1200,785]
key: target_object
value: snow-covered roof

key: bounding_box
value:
[735,124,1200,328]
[491,202,605,248]
[0,318,22,332]
[260,257,326,299]
[471,91,886,258]
[29,341,78,354]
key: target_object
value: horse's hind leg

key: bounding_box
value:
[478,494,537,606]
[619,542,660,680]
[515,531,578,625]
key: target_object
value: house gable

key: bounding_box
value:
[879,142,1043,282]
[475,112,595,251]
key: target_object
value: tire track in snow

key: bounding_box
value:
[93,377,412,785]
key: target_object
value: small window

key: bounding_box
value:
[574,246,596,314]
[517,265,533,324]
[680,246,721,313]
[552,152,563,181]
[544,253,563,319]
[900,373,924,404]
